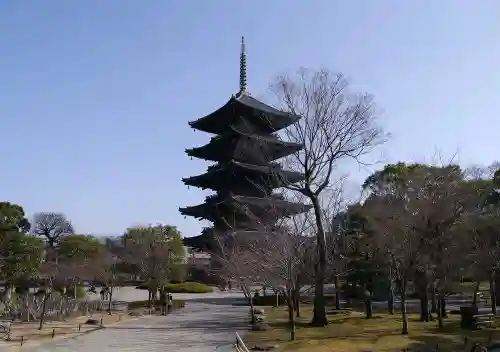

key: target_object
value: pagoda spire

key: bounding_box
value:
[239,36,247,95]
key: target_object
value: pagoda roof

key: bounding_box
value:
[179,195,311,223]
[182,161,305,191]
[188,93,300,135]
[185,126,303,165]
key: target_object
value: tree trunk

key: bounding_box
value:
[364,288,373,319]
[24,293,31,322]
[287,291,296,341]
[310,195,328,326]
[242,285,256,323]
[241,285,250,299]
[431,285,437,313]
[148,290,152,308]
[440,297,447,318]
[107,286,113,315]
[437,292,444,329]
[388,281,395,315]
[401,288,409,335]
[38,293,49,330]
[5,285,13,304]
[472,281,480,312]
[248,289,256,325]
[420,289,429,322]
[334,274,341,310]
[490,271,497,315]
[293,288,301,318]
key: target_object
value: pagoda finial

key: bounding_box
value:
[239,36,247,95]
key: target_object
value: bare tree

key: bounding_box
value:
[363,193,426,334]
[94,251,121,314]
[467,193,500,314]
[122,225,185,312]
[414,167,478,329]
[36,247,63,330]
[248,230,314,341]
[32,212,74,248]
[271,68,387,325]
[364,164,480,331]
[321,185,350,310]
[211,231,260,316]
[212,207,316,341]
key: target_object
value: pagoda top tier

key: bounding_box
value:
[188,92,300,135]
[185,125,303,165]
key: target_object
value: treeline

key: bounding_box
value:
[0,204,186,326]
[218,161,500,338]
[335,162,500,333]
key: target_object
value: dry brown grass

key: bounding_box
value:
[1,312,133,351]
[245,305,500,352]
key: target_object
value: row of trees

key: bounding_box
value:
[351,162,500,333]
[216,161,500,339]
[0,204,186,327]
[209,68,500,339]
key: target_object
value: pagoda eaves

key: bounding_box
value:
[185,128,303,165]
[182,161,305,192]
[188,94,300,135]
[179,194,310,224]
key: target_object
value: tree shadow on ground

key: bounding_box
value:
[182,296,248,306]
[404,333,467,352]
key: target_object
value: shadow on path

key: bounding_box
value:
[182,296,249,306]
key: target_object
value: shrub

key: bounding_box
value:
[135,281,213,293]
[253,294,287,306]
[164,282,213,293]
[128,299,185,310]
[170,264,188,283]
[447,281,476,295]
[66,286,86,298]
[460,277,475,283]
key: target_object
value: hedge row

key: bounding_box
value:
[252,294,287,306]
[128,299,186,310]
[164,282,213,293]
[135,281,213,293]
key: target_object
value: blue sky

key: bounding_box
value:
[1,0,499,238]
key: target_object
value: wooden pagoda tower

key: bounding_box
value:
[180,37,310,241]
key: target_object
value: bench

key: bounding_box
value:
[473,313,495,329]
[0,320,12,340]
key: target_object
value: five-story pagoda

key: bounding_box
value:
[179,37,310,236]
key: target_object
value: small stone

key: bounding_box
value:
[250,323,269,331]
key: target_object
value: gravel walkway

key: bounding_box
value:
[22,291,249,352]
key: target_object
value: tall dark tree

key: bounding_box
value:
[0,201,31,234]
[0,202,43,303]
[32,212,74,248]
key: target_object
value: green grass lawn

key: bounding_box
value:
[245,305,500,352]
